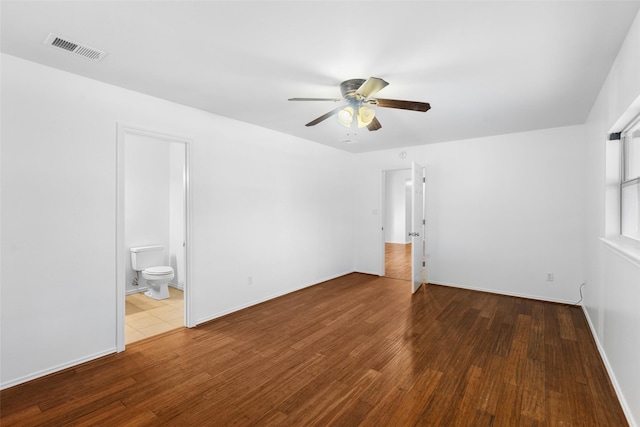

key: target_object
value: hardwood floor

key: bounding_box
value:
[0,274,627,426]
[385,242,411,281]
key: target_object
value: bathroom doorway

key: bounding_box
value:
[116,124,192,351]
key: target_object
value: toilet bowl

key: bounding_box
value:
[141,266,174,300]
[130,246,175,300]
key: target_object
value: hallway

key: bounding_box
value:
[385,243,411,281]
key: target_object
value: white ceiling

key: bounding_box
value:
[2,1,639,153]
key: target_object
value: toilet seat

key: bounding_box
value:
[143,266,173,276]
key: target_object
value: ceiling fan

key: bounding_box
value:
[289,77,430,131]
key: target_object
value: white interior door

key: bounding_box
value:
[411,162,426,293]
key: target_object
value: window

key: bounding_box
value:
[621,118,640,240]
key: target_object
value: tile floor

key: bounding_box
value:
[125,286,184,344]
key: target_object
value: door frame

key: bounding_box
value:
[411,161,426,293]
[380,170,387,277]
[116,123,194,352]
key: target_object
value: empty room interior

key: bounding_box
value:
[1,1,640,425]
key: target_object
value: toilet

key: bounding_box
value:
[130,246,175,300]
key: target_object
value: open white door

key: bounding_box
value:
[410,162,426,293]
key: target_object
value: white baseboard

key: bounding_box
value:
[581,305,636,427]
[126,287,148,295]
[194,270,354,326]
[354,269,382,276]
[0,348,116,390]
[126,283,183,295]
[427,280,578,305]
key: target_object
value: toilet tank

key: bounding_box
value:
[130,246,165,270]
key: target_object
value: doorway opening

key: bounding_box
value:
[381,163,426,293]
[116,124,192,351]
[382,169,412,281]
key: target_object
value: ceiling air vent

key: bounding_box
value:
[44,33,107,62]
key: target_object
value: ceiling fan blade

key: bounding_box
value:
[289,97,342,102]
[355,77,389,99]
[375,98,431,112]
[367,117,382,131]
[305,106,345,127]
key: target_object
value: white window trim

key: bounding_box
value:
[619,114,640,242]
[600,236,640,269]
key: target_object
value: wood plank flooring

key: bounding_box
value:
[0,273,627,426]
[385,242,411,281]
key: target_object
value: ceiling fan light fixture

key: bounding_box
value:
[337,106,354,128]
[357,105,375,128]
[290,77,430,131]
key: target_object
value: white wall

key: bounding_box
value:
[124,133,171,293]
[384,169,411,244]
[354,125,586,303]
[583,10,640,426]
[0,53,355,388]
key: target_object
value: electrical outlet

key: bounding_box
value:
[546,273,554,282]
[248,276,253,285]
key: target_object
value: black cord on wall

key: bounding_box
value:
[571,282,586,306]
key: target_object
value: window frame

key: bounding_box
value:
[620,115,640,241]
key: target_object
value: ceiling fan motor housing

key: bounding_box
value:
[340,79,367,102]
